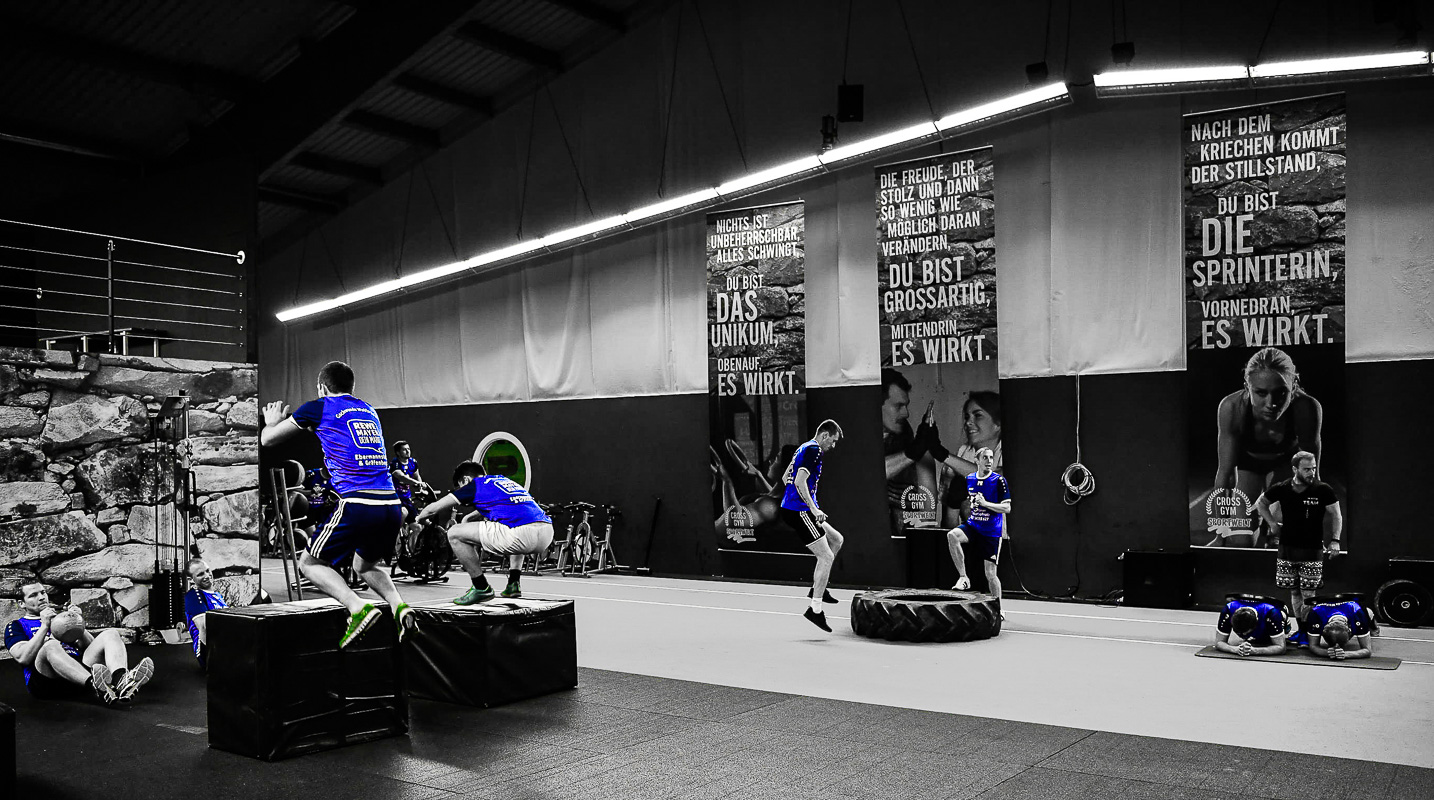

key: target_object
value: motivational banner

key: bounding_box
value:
[876,148,1000,540]
[707,202,808,555]
[1184,94,1348,551]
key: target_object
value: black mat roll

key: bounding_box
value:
[1194,645,1400,669]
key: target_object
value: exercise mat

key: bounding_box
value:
[1195,645,1400,670]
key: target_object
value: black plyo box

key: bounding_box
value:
[406,598,577,707]
[1,702,13,797]
[207,599,408,761]
[1123,549,1194,609]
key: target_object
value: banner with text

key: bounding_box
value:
[1185,94,1348,552]
[708,202,809,555]
[877,148,1000,541]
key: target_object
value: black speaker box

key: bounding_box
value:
[837,83,864,122]
[207,599,407,761]
[1123,549,1194,609]
[406,598,576,707]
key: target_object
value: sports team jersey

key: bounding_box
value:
[780,440,823,512]
[451,476,551,527]
[291,396,396,497]
[956,471,1009,536]
[184,588,227,659]
[4,616,81,685]
[1263,479,1337,560]
[391,457,419,499]
[1217,599,1286,647]
[1305,599,1370,640]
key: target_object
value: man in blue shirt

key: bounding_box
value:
[389,440,432,528]
[183,558,228,672]
[777,419,845,633]
[416,461,554,604]
[1214,595,1289,656]
[4,581,154,704]
[260,361,417,648]
[945,448,1011,599]
[1305,597,1374,660]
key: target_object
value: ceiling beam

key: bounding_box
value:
[0,117,148,163]
[393,73,494,115]
[172,1,479,172]
[0,14,252,101]
[257,185,344,214]
[453,21,563,70]
[289,152,383,185]
[542,0,626,31]
[342,111,441,148]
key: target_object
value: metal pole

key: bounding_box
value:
[106,239,115,353]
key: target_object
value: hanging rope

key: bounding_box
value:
[1062,371,1096,504]
[657,1,686,197]
[893,0,937,123]
[419,160,459,260]
[545,84,595,219]
[516,93,539,239]
[692,1,747,172]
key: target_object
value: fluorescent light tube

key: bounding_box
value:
[623,188,720,223]
[1251,50,1429,79]
[818,121,940,165]
[716,155,822,196]
[936,82,1069,131]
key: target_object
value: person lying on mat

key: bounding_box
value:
[1214,596,1288,656]
[1304,598,1374,660]
[416,460,554,604]
[4,582,154,705]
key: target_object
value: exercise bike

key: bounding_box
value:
[553,501,625,577]
[392,488,453,583]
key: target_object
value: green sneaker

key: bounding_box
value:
[395,603,419,643]
[501,581,521,599]
[453,585,494,605]
[340,603,381,648]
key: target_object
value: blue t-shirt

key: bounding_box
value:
[780,441,823,512]
[1217,599,1287,647]
[291,396,395,497]
[184,588,228,659]
[1305,600,1370,640]
[451,476,551,527]
[963,471,1009,536]
[4,616,81,685]
[391,457,419,499]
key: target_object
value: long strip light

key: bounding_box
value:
[1250,50,1430,86]
[276,82,1072,322]
[1094,65,1251,97]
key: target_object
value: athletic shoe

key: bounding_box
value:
[90,664,117,705]
[454,585,495,605]
[1287,630,1309,648]
[115,657,154,702]
[803,607,832,632]
[953,577,971,591]
[395,603,419,643]
[501,581,522,599]
[807,588,838,604]
[340,603,381,648]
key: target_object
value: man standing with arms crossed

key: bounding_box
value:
[261,361,418,648]
[1253,450,1341,646]
[778,419,844,633]
[945,447,1011,599]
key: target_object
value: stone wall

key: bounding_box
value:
[0,348,260,632]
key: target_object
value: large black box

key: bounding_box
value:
[1123,549,1194,609]
[1,702,13,798]
[207,599,408,761]
[406,598,576,707]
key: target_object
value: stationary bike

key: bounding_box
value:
[392,487,453,583]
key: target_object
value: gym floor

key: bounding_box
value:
[3,563,1430,799]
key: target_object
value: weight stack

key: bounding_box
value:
[406,598,576,707]
[207,599,408,761]
[149,570,187,628]
[1122,549,1194,609]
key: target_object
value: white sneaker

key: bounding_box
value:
[953,577,971,591]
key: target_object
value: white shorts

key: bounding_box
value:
[457,520,555,556]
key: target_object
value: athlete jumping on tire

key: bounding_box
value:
[778,419,845,633]
[945,448,1011,600]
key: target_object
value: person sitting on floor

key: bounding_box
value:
[183,558,228,672]
[1214,595,1288,657]
[4,581,154,704]
[1305,597,1374,661]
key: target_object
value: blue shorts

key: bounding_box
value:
[309,491,403,567]
[958,525,1003,563]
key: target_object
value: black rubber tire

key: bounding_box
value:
[1375,579,1432,627]
[850,589,1002,643]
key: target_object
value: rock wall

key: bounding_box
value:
[0,348,259,632]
